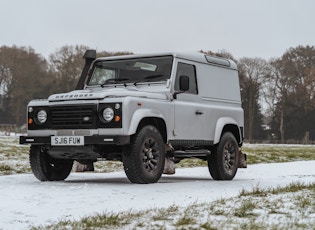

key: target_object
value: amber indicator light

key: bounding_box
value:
[115,116,121,122]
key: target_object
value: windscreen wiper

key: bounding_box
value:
[101,78,130,87]
[134,74,164,86]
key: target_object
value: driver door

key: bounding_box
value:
[173,62,205,141]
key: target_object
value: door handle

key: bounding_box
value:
[195,111,204,115]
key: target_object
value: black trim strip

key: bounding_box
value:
[169,140,214,147]
[19,135,130,145]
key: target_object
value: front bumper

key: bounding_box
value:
[19,135,130,145]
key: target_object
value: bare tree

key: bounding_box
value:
[238,57,269,142]
[0,45,50,125]
[264,58,290,143]
[48,45,89,93]
[265,46,315,142]
[49,45,133,94]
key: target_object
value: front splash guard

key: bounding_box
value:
[238,150,247,168]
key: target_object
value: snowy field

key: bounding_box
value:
[1,160,315,229]
[1,134,315,228]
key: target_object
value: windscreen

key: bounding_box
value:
[88,56,173,86]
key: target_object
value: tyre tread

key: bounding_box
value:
[123,125,165,184]
[208,132,239,180]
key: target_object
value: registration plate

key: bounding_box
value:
[51,136,84,146]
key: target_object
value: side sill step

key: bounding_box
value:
[174,149,211,158]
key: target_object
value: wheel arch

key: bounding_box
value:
[136,117,167,143]
[128,109,167,142]
[214,117,243,145]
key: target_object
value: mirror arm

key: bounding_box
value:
[173,91,184,100]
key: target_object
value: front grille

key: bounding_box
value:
[51,105,97,129]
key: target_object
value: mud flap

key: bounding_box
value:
[238,150,247,168]
[73,161,95,172]
[163,157,175,174]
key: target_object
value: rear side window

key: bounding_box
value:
[175,62,198,94]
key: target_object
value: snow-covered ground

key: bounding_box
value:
[1,161,315,229]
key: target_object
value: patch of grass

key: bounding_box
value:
[0,163,14,175]
[296,195,311,209]
[239,181,315,198]
[234,199,257,217]
[177,158,208,168]
[175,215,197,227]
[94,161,123,173]
[239,220,266,230]
[80,213,126,228]
[243,144,315,164]
[239,184,268,197]
[174,144,315,168]
[0,136,30,175]
[200,222,218,230]
[33,212,134,230]
[217,197,226,205]
[152,205,180,221]
[213,208,226,216]
[2,136,315,176]
[32,182,315,230]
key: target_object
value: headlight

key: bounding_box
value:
[37,110,47,124]
[98,103,122,127]
[103,107,114,122]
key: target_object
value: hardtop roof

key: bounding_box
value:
[96,52,238,70]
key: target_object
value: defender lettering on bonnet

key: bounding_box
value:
[20,50,246,184]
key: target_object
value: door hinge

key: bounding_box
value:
[173,129,178,136]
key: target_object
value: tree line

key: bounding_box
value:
[0,45,131,126]
[0,44,315,143]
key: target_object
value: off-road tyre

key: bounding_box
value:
[208,132,239,180]
[30,145,73,181]
[123,125,165,184]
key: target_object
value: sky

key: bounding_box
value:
[0,0,314,60]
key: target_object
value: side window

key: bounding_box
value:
[175,62,198,94]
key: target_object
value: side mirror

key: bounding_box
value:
[179,75,189,91]
[173,75,190,99]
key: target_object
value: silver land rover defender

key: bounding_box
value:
[20,50,246,184]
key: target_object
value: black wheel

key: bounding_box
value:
[123,125,165,184]
[208,132,239,180]
[30,146,73,181]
